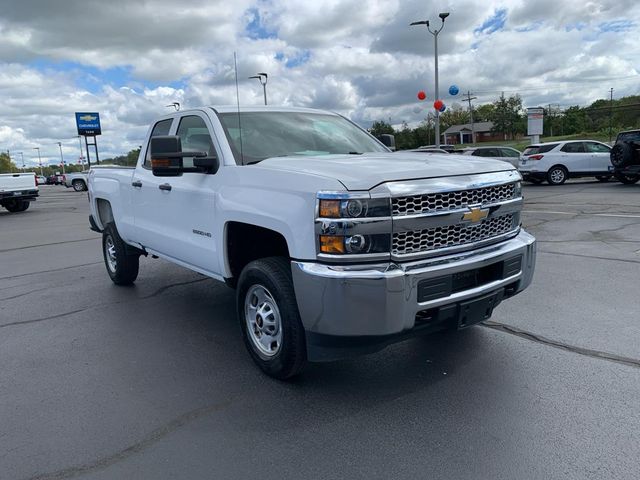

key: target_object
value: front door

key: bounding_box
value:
[584,141,612,173]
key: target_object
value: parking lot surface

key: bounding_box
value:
[1,182,639,480]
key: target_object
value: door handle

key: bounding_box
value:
[159,183,172,191]
[131,180,142,188]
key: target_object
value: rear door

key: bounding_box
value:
[584,141,612,173]
[498,148,521,168]
[559,142,588,172]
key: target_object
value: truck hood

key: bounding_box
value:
[256,152,515,190]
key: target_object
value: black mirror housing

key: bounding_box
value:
[151,136,184,177]
[377,134,396,151]
[193,156,220,174]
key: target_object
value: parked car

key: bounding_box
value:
[46,174,65,185]
[519,140,612,185]
[88,105,536,379]
[458,146,522,168]
[609,130,640,184]
[64,171,89,191]
[36,175,47,185]
[403,148,450,154]
[0,172,38,212]
[419,144,456,153]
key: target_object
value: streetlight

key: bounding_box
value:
[33,147,43,176]
[56,142,66,175]
[77,135,85,167]
[411,12,450,148]
[249,72,268,105]
[17,152,24,171]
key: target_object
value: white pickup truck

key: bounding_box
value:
[0,172,39,212]
[88,106,536,378]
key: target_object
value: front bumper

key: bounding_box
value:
[292,229,536,361]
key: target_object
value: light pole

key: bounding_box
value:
[77,135,86,167]
[33,147,43,176]
[18,152,24,171]
[411,12,449,148]
[56,142,66,175]
[249,72,268,105]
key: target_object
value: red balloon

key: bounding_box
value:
[433,99,444,111]
[417,90,426,100]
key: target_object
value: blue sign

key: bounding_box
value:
[448,85,459,96]
[75,112,101,136]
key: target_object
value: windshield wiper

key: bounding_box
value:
[348,151,363,155]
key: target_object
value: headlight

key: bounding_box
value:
[319,234,390,254]
[318,198,391,218]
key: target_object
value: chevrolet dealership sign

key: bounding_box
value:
[75,112,101,136]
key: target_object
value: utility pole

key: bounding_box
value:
[56,142,66,175]
[609,87,614,143]
[462,91,477,144]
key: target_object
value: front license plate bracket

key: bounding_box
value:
[458,291,502,328]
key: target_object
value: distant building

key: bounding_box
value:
[442,121,503,144]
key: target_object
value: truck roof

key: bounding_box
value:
[204,105,339,115]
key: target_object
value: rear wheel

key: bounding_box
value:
[614,173,640,184]
[237,257,307,379]
[547,166,568,185]
[72,180,87,191]
[4,199,29,212]
[102,223,140,285]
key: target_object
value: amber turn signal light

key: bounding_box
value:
[319,235,345,254]
[319,200,341,218]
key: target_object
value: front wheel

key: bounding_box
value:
[237,257,307,379]
[547,166,568,185]
[102,223,140,285]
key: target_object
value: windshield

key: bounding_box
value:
[217,111,389,164]
[617,131,640,142]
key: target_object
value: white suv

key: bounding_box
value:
[519,140,612,185]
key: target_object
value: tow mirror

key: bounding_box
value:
[150,136,184,177]
[377,134,396,151]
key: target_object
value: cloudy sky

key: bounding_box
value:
[1,0,639,166]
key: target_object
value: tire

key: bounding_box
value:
[595,176,611,182]
[547,166,568,185]
[237,257,307,379]
[102,223,140,285]
[4,199,29,212]
[72,180,86,191]
[614,173,640,184]
[610,143,635,168]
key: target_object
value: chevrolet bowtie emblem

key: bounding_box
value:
[462,206,489,223]
[79,114,97,121]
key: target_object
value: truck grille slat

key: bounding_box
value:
[392,214,515,255]
[392,183,516,216]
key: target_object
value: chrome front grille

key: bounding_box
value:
[392,183,517,216]
[392,214,515,256]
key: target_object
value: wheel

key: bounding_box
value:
[547,166,568,185]
[3,199,29,212]
[72,180,86,191]
[610,143,635,168]
[102,223,140,285]
[237,257,307,379]
[614,173,640,184]
[595,176,611,182]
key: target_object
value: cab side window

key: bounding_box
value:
[585,142,610,153]
[176,116,215,168]
[143,119,173,168]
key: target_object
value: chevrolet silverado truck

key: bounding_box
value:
[88,106,536,379]
[64,171,89,191]
[609,130,640,184]
[0,172,38,212]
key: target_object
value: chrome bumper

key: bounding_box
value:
[291,229,536,340]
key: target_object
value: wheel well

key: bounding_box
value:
[73,178,86,184]
[226,222,290,281]
[549,164,569,173]
[96,198,114,227]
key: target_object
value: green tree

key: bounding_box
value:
[491,93,524,140]
[439,103,469,132]
[368,120,394,138]
[0,152,17,173]
[474,104,496,123]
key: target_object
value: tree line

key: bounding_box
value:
[369,94,640,150]
[0,148,142,174]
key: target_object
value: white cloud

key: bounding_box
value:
[0,0,639,162]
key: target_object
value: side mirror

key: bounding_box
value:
[377,134,396,151]
[150,136,217,176]
[150,136,184,177]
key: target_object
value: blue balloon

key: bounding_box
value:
[448,85,459,96]
[439,104,446,112]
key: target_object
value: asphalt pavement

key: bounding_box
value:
[1,181,639,480]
